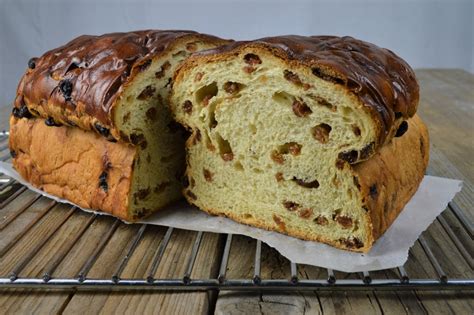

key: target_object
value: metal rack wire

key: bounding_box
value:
[0,131,473,291]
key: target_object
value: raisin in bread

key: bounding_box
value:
[169,36,429,252]
[9,30,229,221]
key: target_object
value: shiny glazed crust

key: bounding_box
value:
[9,116,137,220]
[14,30,229,141]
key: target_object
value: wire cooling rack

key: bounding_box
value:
[0,131,473,291]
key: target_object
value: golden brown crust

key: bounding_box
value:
[354,114,429,246]
[183,115,429,253]
[175,35,419,150]
[14,30,229,141]
[9,116,137,221]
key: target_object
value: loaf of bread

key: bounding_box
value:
[169,36,429,252]
[9,30,229,221]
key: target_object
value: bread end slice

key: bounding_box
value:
[170,37,427,252]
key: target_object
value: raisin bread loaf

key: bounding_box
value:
[169,36,429,252]
[9,30,229,221]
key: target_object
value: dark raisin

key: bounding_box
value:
[98,171,108,192]
[271,151,284,164]
[137,59,152,72]
[293,177,319,188]
[12,105,32,119]
[223,82,241,94]
[369,184,378,199]
[154,181,170,193]
[275,172,284,182]
[155,62,170,79]
[130,133,145,145]
[272,214,286,230]
[10,150,17,158]
[28,57,37,69]
[292,100,312,117]
[186,190,197,200]
[45,116,61,127]
[191,129,202,145]
[336,159,345,170]
[283,201,299,211]
[299,208,313,219]
[283,70,302,85]
[312,123,331,143]
[338,150,358,164]
[222,153,234,161]
[195,72,204,82]
[183,100,193,114]
[308,95,334,110]
[94,122,110,137]
[59,79,73,101]
[335,215,353,229]
[122,112,131,124]
[340,237,364,249]
[314,215,328,225]
[360,142,375,160]
[395,121,408,137]
[243,53,262,65]
[202,95,212,106]
[352,125,361,136]
[186,42,197,52]
[155,70,165,79]
[288,143,302,156]
[203,168,213,182]
[146,107,157,120]
[134,188,150,200]
[137,85,156,100]
[243,66,256,74]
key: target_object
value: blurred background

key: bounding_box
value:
[0,0,472,112]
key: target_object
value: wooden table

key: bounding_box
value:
[0,69,473,314]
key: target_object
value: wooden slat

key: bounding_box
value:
[215,235,325,315]
[63,229,223,314]
[0,200,86,314]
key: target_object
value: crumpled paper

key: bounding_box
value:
[0,161,462,272]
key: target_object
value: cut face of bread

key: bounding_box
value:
[11,31,229,221]
[111,38,227,219]
[170,36,427,252]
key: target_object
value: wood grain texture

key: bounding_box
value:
[0,69,473,314]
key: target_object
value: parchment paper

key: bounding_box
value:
[0,161,462,272]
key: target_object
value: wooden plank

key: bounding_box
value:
[0,201,83,314]
[402,69,474,314]
[63,229,223,315]
[427,146,474,223]
[216,235,324,315]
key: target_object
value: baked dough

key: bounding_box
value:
[169,36,428,252]
[10,30,229,221]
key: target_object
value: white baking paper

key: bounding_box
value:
[0,161,462,272]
